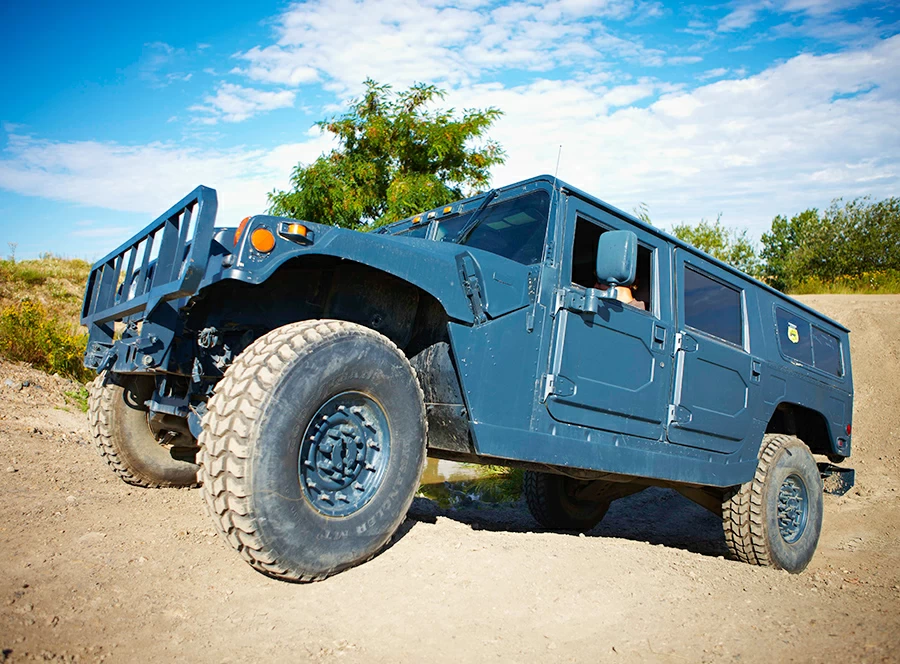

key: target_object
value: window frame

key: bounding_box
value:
[680,261,747,351]
[772,304,845,379]
[567,212,659,319]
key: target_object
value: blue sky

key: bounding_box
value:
[1,0,898,260]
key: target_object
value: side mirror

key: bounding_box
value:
[596,230,638,289]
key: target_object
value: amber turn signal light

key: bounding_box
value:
[234,217,251,246]
[250,228,276,253]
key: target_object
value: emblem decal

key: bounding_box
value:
[787,322,799,344]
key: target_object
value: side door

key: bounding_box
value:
[543,196,674,440]
[666,251,756,454]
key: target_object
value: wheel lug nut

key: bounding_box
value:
[367,440,380,450]
[336,493,349,502]
[320,493,331,502]
[354,482,364,491]
[365,463,376,471]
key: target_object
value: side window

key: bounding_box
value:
[683,266,742,346]
[775,307,813,365]
[440,190,551,265]
[812,326,843,376]
[397,223,430,239]
[571,216,653,313]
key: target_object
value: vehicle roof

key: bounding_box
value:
[382,174,849,334]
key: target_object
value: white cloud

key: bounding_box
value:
[3,32,898,250]
[0,131,336,227]
[716,0,887,36]
[667,55,704,65]
[190,83,297,123]
[230,0,684,93]
[448,34,900,238]
[698,67,730,79]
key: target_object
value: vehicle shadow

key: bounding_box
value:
[406,486,731,559]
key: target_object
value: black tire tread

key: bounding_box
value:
[88,374,194,488]
[523,470,557,530]
[722,433,805,567]
[198,319,427,582]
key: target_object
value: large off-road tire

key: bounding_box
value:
[199,319,427,582]
[722,434,824,573]
[88,373,200,488]
[523,471,612,532]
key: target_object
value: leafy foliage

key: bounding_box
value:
[761,197,900,292]
[64,384,91,412]
[670,216,762,277]
[0,299,90,382]
[268,79,505,229]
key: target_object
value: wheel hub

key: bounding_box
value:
[299,392,390,517]
[777,474,809,543]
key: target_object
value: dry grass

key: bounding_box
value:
[0,255,91,328]
[0,255,92,381]
[788,269,900,295]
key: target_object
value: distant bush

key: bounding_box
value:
[0,299,90,382]
[0,255,91,324]
[762,197,900,292]
[789,269,900,295]
[670,216,762,278]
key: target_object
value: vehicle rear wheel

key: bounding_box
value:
[523,471,612,533]
[722,434,824,573]
[88,372,200,488]
[199,319,427,582]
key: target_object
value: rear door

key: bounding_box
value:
[544,196,674,440]
[667,251,756,454]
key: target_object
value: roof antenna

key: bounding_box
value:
[553,145,562,190]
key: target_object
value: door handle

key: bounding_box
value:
[751,359,762,383]
[652,324,667,350]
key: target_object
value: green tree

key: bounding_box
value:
[268,79,505,230]
[670,216,762,277]
[761,197,900,291]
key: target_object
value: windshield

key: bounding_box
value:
[438,190,550,265]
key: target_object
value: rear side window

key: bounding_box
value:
[775,307,812,365]
[683,266,742,346]
[812,326,843,376]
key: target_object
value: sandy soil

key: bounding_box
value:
[1,295,899,663]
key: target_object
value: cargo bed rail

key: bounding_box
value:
[80,186,218,335]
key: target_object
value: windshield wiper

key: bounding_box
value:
[455,189,497,245]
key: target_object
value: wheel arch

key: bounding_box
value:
[189,255,457,357]
[764,401,834,457]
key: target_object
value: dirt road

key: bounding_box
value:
[1,295,899,663]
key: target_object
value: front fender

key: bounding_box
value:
[206,218,534,324]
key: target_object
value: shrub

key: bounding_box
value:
[789,269,900,295]
[0,299,91,382]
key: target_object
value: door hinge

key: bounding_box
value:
[541,373,576,402]
[674,332,698,353]
[667,404,692,426]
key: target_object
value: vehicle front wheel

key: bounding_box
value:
[88,372,199,488]
[199,320,427,582]
[722,434,824,573]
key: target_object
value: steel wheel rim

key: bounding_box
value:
[298,391,390,518]
[777,473,809,543]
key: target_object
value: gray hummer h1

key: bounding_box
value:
[81,175,854,580]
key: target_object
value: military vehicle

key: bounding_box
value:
[82,175,854,580]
